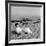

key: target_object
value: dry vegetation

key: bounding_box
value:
[10,16,40,40]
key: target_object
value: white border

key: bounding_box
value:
[8,3,43,43]
[40,5,43,41]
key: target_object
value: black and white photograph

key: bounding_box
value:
[5,1,45,45]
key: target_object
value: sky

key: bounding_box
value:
[11,6,41,20]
